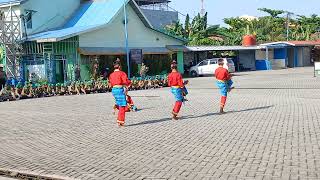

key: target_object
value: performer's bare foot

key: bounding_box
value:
[113,105,118,115]
[172,112,179,120]
[117,121,125,127]
[220,107,225,114]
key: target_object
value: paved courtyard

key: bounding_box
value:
[0,67,320,180]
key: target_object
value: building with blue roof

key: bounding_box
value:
[0,0,24,6]
[0,0,186,83]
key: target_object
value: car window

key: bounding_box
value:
[210,60,217,65]
[198,60,208,66]
[227,59,234,64]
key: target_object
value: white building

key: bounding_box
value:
[0,0,186,82]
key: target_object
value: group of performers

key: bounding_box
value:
[109,58,234,127]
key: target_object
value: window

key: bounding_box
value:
[25,11,32,29]
[198,60,208,66]
[227,59,234,64]
[0,11,4,21]
[210,60,217,64]
[26,13,32,29]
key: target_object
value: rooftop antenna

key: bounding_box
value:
[200,0,205,16]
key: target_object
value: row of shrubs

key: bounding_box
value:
[0,75,169,102]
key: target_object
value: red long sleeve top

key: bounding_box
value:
[168,71,184,87]
[109,70,131,87]
[215,67,231,81]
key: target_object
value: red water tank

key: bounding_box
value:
[242,35,257,46]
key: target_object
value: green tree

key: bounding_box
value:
[203,12,208,30]
[164,8,320,46]
[0,44,5,64]
[258,8,285,18]
[184,14,190,38]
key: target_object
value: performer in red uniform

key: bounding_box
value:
[215,58,234,114]
[109,60,131,127]
[113,93,138,113]
[168,61,187,120]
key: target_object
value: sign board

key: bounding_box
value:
[130,49,143,64]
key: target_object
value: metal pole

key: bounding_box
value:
[314,62,317,78]
[314,63,316,77]
[2,44,7,74]
[10,3,16,78]
[123,0,130,78]
[286,13,289,41]
[266,47,269,70]
[266,47,269,61]
[285,12,294,41]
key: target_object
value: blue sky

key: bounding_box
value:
[170,0,320,25]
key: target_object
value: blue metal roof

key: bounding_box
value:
[0,0,24,5]
[260,42,295,48]
[264,44,293,48]
[27,25,103,42]
[27,0,130,42]
[64,0,124,28]
[27,0,183,43]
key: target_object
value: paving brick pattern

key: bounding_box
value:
[0,67,320,180]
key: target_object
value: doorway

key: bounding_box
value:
[287,48,294,68]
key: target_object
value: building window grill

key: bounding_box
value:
[25,12,32,29]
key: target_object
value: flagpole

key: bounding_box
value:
[123,0,130,78]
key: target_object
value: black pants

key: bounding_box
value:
[0,79,5,91]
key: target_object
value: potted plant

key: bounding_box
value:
[242,24,257,46]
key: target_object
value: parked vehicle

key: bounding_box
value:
[189,58,235,77]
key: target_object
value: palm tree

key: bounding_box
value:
[258,8,285,18]
[164,8,320,46]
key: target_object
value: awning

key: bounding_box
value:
[26,25,103,42]
[166,45,189,52]
[186,45,263,52]
[261,41,320,47]
[78,47,171,55]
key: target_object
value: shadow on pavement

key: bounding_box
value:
[135,107,156,111]
[127,105,274,127]
[127,117,172,127]
[189,87,320,90]
[234,88,320,90]
[231,73,249,76]
[187,105,274,119]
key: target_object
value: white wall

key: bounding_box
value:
[21,0,80,35]
[270,59,286,69]
[256,49,288,69]
[255,49,274,60]
[79,4,183,48]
